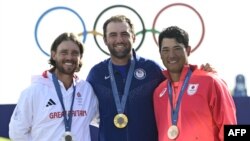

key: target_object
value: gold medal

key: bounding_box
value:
[113,113,128,128]
[167,125,179,140]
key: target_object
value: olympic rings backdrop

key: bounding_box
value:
[34,3,205,56]
[1,0,250,104]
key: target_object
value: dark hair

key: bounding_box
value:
[158,26,189,52]
[48,32,84,72]
[103,15,135,39]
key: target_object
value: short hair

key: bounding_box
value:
[158,26,189,52]
[48,32,84,72]
[103,15,135,39]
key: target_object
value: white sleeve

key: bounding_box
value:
[88,83,100,128]
[80,80,99,128]
[9,87,33,141]
[90,104,100,128]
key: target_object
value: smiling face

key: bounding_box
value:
[160,38,191,74]
[104,21,135,61]
[51,40,81,75]
[158,26,191,80]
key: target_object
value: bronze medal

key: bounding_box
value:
[167,125,179,140]
[64,131,73,141]
[113,113,128,128]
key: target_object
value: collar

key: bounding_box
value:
[162,64,197,82]
[42,70,78,80]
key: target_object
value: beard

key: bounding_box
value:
[108,45,132,59]
[55,61,77,75]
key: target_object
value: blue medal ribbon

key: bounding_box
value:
[167,69,192,125]
[108,57,135,114]
[52,73,76,132]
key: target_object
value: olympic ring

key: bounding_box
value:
[93,5,146,55]
[152,3,205,53]
[34,6,87,56]
[34,3,205,56]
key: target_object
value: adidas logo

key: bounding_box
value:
[46,99,56,107]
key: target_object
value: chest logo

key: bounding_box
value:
[104,75,110,80]
[187,84,199,96]
[134,68,146,80]
[159,88,167,97]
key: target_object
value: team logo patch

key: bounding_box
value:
[76,92,83,106]
[77,92,81,97]
[187,84,199,95]
[134,68,146,80]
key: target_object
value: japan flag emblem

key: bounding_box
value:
[187,84,199,95]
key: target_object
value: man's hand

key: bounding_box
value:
[200,63,217,73]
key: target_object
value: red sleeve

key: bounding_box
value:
[210,76,237,141]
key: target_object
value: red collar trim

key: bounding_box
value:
[42,70,48,78]
[42,70,78,79]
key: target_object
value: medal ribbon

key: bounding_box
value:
[52,73,76,132]
[167,69,192,125]
[108,57,135,114]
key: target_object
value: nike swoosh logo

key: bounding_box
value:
[104,75,110,80]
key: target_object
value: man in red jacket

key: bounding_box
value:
[153,26,237,141]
